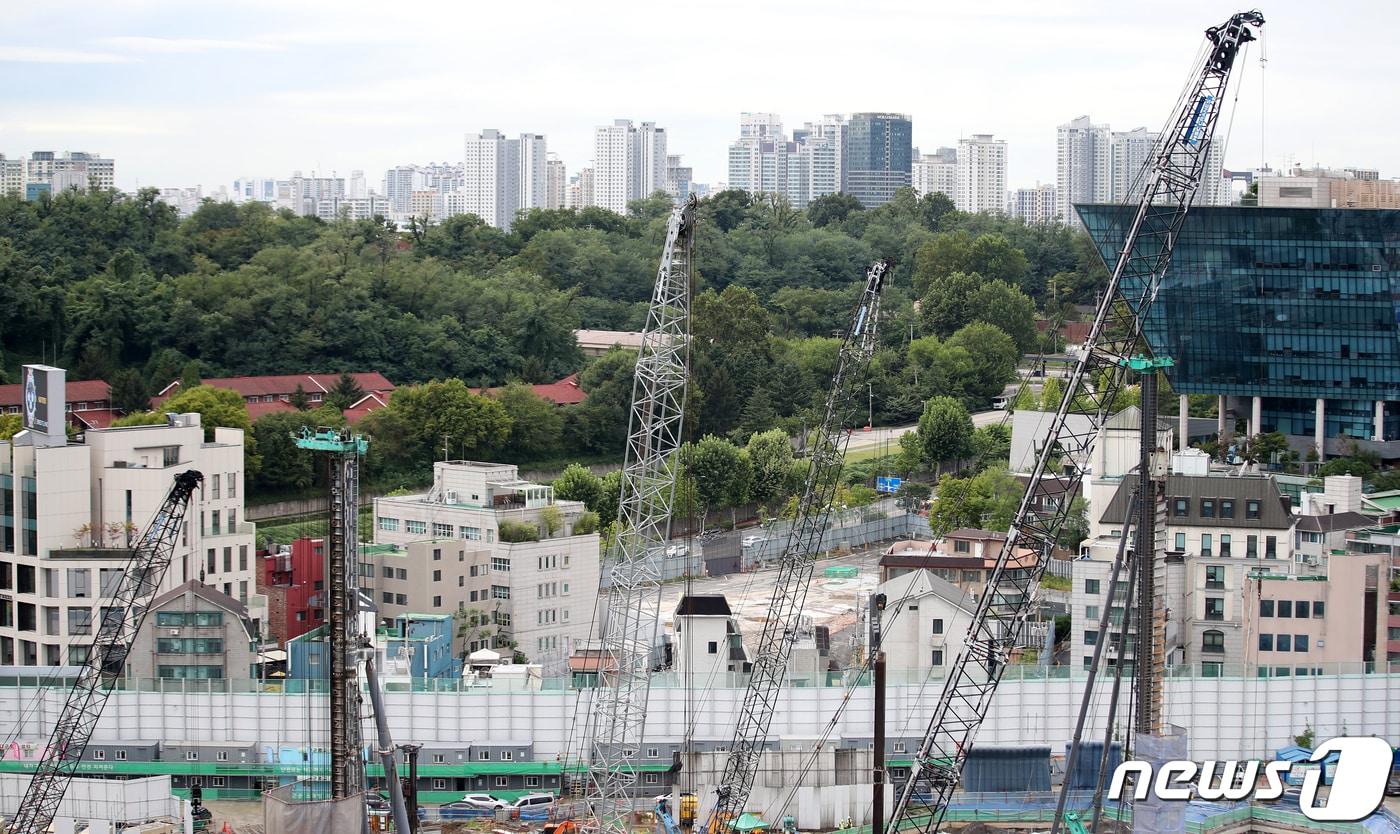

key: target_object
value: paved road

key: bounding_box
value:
[843,411,1005,455]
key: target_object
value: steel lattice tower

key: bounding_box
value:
[584,196,697,834]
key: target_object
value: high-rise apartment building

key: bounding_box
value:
[842,113,912,208]
[0,366,260,667]
[912,147,957,200]
[290,173,345,217]
[24,151,115,194]
[464,129,522,231]
[384,166,422,213]
[519,133,549,213]
[545,154,567,210]
[665,155,692,202]
[728,136,788,197]
[797,115,845,206]
[592,120,667,214]
[1109,127,1159,203]
[955,134,1008,214]
[739,112,784,140]
[1056,115,1111,225]
[567,167,594,209]
[1007,183,1059,224]
[0,155,25,197]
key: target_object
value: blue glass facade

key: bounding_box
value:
[1078,205,1400,442]
[842,113,912,208]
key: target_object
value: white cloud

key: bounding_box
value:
[0,45,135,63]
[100,36,277,53]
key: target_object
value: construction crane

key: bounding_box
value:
[10,470,203,834]
[886,11,1264,834]
[291,428,371,809]
[708,259,890,827]
[583,195,697,834]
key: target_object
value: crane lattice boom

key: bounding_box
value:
[12,470,203,834]
[887,11,1264,833]
[584,196,697,834]
[708,259,890,826]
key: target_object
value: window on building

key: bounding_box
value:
[396,568,407,580]
[228,473,236,498]
[115,750,126,761]
[217,751,228,762]
[501,751,513,761]
[1247,535,1258,558]
[1174,533,1186,551]
[1246,500,1260,519]
[1313,601,1325,618]
[1205,598,1224,621]
[68,608,91,635]
[432,596,442,607]
[395,594,407,605]
[931,618,944,635]
[525,776,541,788]
[1295,601,1310,618]
[98,568,122,597]
[432,570,441,582]
[186,751,199,761]
[1202,630,1225,654]
[1220,535,1232,558]
[1205,565,1224,590]
[1173,498,1189,517]
[1084,630,1098,646]
[211,511,221,536]
[1276,634,1291,651]
[492,557,510,573]
[1201,534,1213,558]
[206,549,215,575]
[1201,499,1215,518]
[479,750,490,760]
[644,773,659,785]
[1084,579,1100,595]
[378,517,400,532]
[432,548,441,561]
[1220,499,1234,518]
[492,586,510,600]
[67,568,90,598]
[432,778,447,790]
[1085,605,1099,621]
[223,547,232,573]
[211,474,221,499]
[495,776,508,788]
[460,526,481,540]
[1294,634,1309,652]
[239,545,248,571]
[1278,600,1293,617]
[931,649,944,666]
[406,520,427,535]
[708,641,718,654]
[433,522,453,538]
[954,540,970,553]
[1259,633,1273,651]
[1201,661,1223,677]
[1265,536,1277,559]
[1260,599,1274,617]
[382,592,393,604]
[94,749,105,760]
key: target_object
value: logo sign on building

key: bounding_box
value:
[875,476,902,494]
[21,365,65,438]
[1108,736,1391,822]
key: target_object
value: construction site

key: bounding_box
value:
[3,9,1400,834]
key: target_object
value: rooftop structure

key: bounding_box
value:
[153,372,394,422]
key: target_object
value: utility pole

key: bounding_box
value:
[868,382,874,429]
[870,592,887,834]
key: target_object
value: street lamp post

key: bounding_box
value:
[868,382,874,429]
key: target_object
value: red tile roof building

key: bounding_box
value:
[152,372,396,423]
[472,373,586,406]
[0,378,117,429]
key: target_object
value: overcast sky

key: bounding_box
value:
[2,0,1394,194]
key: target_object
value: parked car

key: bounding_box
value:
[992,396,1009,410]
[440,800,496,819]
[510,792,558,819]
[457,793,507,810]
[741,536,769,548]
[664,545,689,558]
[698,529,723,541]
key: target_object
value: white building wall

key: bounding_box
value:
[463,129,521,230]
[519,133,549,211]
[1056,115,1111,225]
[9,672,1400,765]
[1109,127,1159,204]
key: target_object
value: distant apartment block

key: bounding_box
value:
[1007,183,1059,224]
[593,120,666,214]
[545,154,567,210]
[955,134,1008,214]
[912,147,957,200]
[842,113,912,208]
[24,151,115,194]
[1056,116,1111,226]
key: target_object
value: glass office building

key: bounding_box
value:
[1077,205,1400,457]
[842,113,912,209]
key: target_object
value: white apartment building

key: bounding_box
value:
[155,187,204,219]
[519,133,549,213]
[0,155,25,197]
[370,461,600,666]
[0,366,259,667]
[545,154,567,210]
[728,137,787,197]
[567,167,594,209]
[314,195,389,222]
[912,147,957,200]
[955,134,1007,214]
[290,173,345,217]
[800,115,845,201]
[464,129,522,231]
[1056,116,1111,226]
[25,152,116,193]
[1007,183,1059,224]
[739,112,784,140]
[665,155,692,203]
[1110,127,1159,204]
[592,120,666,214]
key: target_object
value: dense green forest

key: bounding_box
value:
[0,187,1110,492]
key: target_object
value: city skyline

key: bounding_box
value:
[2,0,1394,193]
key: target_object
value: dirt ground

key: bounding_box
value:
[202,800,265,832]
